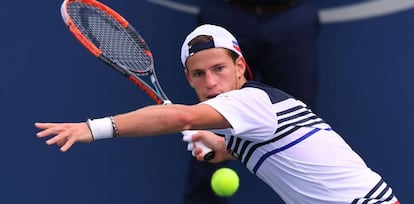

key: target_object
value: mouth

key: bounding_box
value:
[206,94,219,99]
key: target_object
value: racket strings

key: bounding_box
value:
[67,3,152,73]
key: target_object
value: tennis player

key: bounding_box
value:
[35,24,399,203]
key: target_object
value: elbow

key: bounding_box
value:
[174,108,196,130]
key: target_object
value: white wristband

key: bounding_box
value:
[87,117,113,140]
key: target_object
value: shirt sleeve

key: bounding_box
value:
[201,87,277,141]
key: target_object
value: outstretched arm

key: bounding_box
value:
[35,103,231,152]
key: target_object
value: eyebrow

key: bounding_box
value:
[189,63,222,75]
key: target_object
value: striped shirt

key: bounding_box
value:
[202,81,398,203]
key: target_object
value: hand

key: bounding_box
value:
[189,131,230,163]
[35,122,93,152]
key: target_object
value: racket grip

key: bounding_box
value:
[181,130,215,161]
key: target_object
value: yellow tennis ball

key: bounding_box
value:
[211,167,239,197]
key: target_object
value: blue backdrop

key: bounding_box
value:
[1,0,412,203]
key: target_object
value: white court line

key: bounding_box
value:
[147,0,414,24]
[147,0,198,15]
[319,0,414,23]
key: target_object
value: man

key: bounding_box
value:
[35,24,399,203]
[186,1,320,203]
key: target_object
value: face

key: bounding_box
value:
[184,48,247,102]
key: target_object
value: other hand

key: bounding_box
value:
[190,131,231,163]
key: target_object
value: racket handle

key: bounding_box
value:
[181,130,215,161]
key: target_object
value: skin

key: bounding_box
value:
[35,48,247,163]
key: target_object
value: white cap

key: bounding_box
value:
[180,24,253,80]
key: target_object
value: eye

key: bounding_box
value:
[213,66,224,73]
[192,71,204,78]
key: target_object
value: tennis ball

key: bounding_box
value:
[211,167,239,197]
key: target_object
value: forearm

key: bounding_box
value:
[112,104,194,137]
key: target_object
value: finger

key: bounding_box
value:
[34,123,59,130]
[34,122,49,128]
[45,137,58,145]
[187,143,194,151]
[45,130,70,145]
[196,153,205,161]
[36,130,53,138]
[182,134,193,142]
[193,147,203,155]
[191,134,201,143]
[36,126,62,138]
[37,123,73,138]
[60,138,75,152]
[193,147,205,160]
[56,139,67,147]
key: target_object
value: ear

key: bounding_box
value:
[235,56,247,79]
[184,68,195,88]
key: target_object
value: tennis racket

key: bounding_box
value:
[60,0,214,160]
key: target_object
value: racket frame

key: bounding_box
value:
[60,0,214,160]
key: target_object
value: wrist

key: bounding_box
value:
[87,116,119,140]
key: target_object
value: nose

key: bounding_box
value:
[204,71,217,89]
